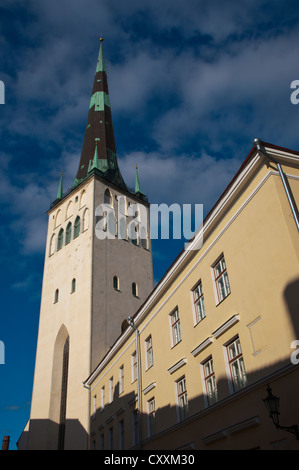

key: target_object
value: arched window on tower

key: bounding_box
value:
[57,228,64,250]
[58,336,69,450]
[66,200,73,219]
[74,216,80,239]
[65,222,72,245]
[104,188,113,206]
[80,190,86,208]
[113,276,119,291]
[49,233,56,256]
[83,208,89,231]
[71,278,76,293]
[54,289,59,304]
[140,225,148,250]
[132,282,138,297]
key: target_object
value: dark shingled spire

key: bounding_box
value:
[74,36,127,190]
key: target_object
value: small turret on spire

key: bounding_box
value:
[135,164,144,196]
[57,171,63,200]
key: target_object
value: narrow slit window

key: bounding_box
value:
[113,276,119,291]
[132,282,138,297]
[65,222,72,245]
[57,228,64,250]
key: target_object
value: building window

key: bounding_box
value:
[119,365,124,395]
[92,395,97,419]
[145,335,154,370]
[176,376,188,422]
[65,222,72,245]
[109,377,113,403]
[49,233,56,256]
[203,357,218,406]
[57,228,64,250]
[170,308,182,346]
[213,255,231,303]
[227,337,247,392]
[91,437,96,450]
[147,398,156,437]
[104,188,113,206]
[71,278,76,293]
[82,208,89,231]
[74,216,80,239]
[132,410,139,446]
[132,282,138,297]
[192,281,206,324]
[99,432,104,450]
[131,351,137,383]
[119,419,124,450]
[101,386,105,411]
[113,276,119,291]
[108,426,113,450]
[54,289,59,304]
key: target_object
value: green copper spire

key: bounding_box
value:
[135,164,144,195]
[57,171,63,199]
[75,36,127,190]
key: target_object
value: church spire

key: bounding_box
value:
[75,36,126,189]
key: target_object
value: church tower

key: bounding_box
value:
[27,38,154,450]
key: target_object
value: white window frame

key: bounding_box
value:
[169,308,182,347]
[109,377,113,403]
[224,336,247,393]
[131,351,137,383]
[92,394,97,419]
[175,376,188,422]
[191,280,206,325]
[145,335,154,370]
[212,254,231,304]
[201,356,218,407]
[101,386,105,411]
[147,397,156,437]
[119,365,124,395]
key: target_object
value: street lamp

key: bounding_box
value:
[263,384,299,440]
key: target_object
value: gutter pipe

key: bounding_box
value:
[254,138,299,233]
[128,316,142,449]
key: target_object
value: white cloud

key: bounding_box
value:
[119,149,241,211]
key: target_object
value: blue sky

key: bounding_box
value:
[1,0,299,449]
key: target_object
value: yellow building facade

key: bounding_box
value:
[85,140,299,451]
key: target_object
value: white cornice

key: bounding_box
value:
[167,358,187,375]
[191,337,214,357]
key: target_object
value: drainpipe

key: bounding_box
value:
[128,316,142,449]
[254,138,299,233]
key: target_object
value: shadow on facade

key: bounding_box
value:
[91,277,299,451]
[18,418,88,450]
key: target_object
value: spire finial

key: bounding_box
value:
[100,33,103,42]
